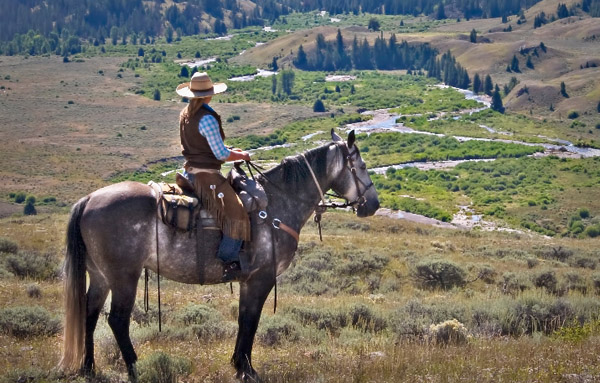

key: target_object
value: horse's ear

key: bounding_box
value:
[331,128,343,142]
[347,130,356,148]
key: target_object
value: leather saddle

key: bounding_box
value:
[148,162,267,232]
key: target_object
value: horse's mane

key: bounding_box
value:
[262,143,334,193]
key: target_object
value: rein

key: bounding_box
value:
[248,143,374,241]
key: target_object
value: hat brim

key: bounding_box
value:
[176,82,227,98]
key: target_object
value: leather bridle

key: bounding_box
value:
[333,142,375,210]
[244,141,375,241]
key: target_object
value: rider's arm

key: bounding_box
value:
[198,114,251,162]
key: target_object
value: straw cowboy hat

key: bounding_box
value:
[176,72,227,98]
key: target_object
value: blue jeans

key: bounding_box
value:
[217,235,242,263]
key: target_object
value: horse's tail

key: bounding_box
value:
[59,195,90,371]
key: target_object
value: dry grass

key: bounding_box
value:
[1,210,599,382]
[0,56,314,206]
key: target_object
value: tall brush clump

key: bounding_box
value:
[137,352,191,383]
[428,319,469,346]
[413,258,467,290]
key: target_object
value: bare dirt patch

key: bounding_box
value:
[0,56,313,203]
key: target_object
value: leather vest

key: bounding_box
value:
[180,105,226,170]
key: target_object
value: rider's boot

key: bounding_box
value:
[218,235,243,281]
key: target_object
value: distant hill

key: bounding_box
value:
[233,0,599,118]
[5,0,598,43]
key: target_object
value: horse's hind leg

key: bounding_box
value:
[108,279,140,382]
[83,271,109,376]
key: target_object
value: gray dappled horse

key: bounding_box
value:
[59,130,379,382]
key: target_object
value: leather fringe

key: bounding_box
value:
[193,174,251,241]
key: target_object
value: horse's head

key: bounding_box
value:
[330,129,380,217]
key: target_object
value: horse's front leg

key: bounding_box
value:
[232,270,274,382]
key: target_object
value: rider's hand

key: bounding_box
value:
[227,149,251,162]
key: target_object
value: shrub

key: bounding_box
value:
[390,300,467,340]
[413,258,467,290]
[0,306,61,338]
[428,319,469,346]
[526,257,540,268]
[502,297,573,335]
[0,237,18,254]
[289,306,348,334]
[478,265,497,283]
[337,251,389,275]
[257,315,300,346]
[26,284,42,298]
[563,272,587,294]
[153,88,161,101]
[567,110,579,119]
[552,320,599,343]
[584,225,600,238]
[538,246,572,262]
[501,272,531,294]
[5,250,60,280]
[13,191,27,203]
[533,270,559,294]
[137,351,191,383]
[173,304,233,341]
[349,303,387,332]
[569,254,597,270]
[592,273,600,294]
[578,208,590,219]
[131,301,162,327]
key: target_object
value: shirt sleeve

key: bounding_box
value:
[198,114,230,161]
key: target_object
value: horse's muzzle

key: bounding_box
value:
[356,197,380,217]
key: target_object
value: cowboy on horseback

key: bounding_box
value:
[176,71,250,280]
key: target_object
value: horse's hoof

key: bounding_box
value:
[80,364,95,378]
[240,371,261,383]
[127,363,138,383]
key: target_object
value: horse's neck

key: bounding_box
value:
[262,145,341,231]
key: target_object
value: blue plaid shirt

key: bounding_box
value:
[198,104,230,161]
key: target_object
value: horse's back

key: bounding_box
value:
[81,181,157,275]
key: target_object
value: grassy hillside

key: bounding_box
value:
[1,211,600,382]
[233,5,600,123]
[1,2,600,382]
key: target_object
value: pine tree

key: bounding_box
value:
[180,66,189,77]
[560,81,569,97]
[557,3,569,18]
[470,29,477,43]
[491,85,505,113]
[336,29,344,55]
[271,56,278,71]
[368,18,380,31]
[153,89,161,101]
[510,55,520,72]
[436,2,446,20]
[313,99,325,112]
[526,56,534,69]
[271,75,277,95]
[281,70,295,95]
[23,195,36,216]
[294,45,307,69]
[484,75,494,96]
[352,36,360,68]
[473,73,481,94]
